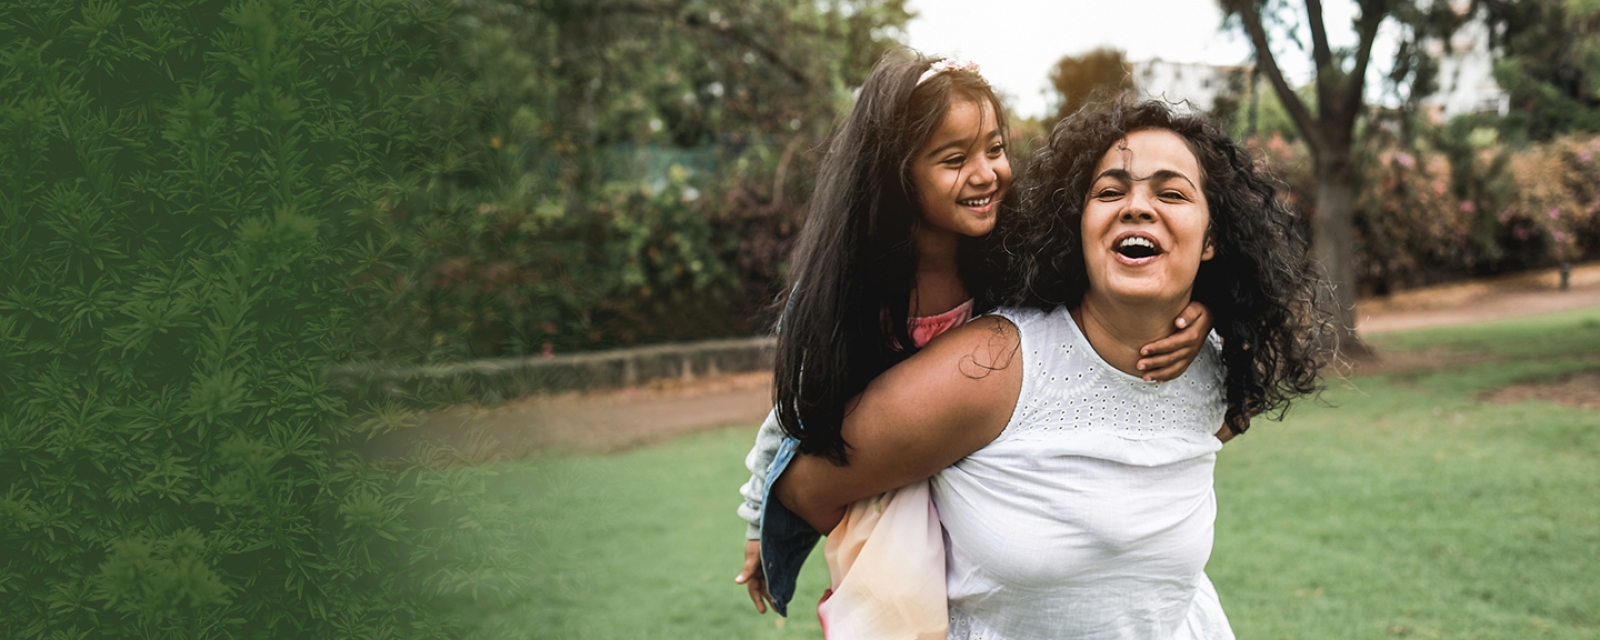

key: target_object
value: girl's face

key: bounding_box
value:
[910,99,1011,241]
[1081,128,1214,306]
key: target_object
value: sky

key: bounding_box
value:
[903,0,1377,118]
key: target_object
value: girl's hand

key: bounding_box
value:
[735,539,773,613]
[1135,301,1213,382]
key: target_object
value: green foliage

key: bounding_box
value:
[355,0,912,361]
[1046,47,1133,123]
[1481,0,1600,141]
[1,0,520,637]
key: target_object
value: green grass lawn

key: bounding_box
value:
[474,307,1600,639]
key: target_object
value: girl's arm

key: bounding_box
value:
[733,410,784,612]
[735,410,785,539]
[1135,300,1213,382]
[773,316,1022,533]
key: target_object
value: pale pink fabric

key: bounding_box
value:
[907,299,974,348]
[819,483,948,640]
[817,299,973,640]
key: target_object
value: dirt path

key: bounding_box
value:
[423,262,1600,457]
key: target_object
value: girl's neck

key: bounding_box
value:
[1071,292,1190,377]
[911,225,969,317]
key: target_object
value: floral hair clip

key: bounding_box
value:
[916,58,988,87]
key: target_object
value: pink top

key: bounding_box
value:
[908,299,975,348]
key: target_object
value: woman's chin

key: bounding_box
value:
[1088,278,1191,309]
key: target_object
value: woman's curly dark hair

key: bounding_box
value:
[996,100,1332,433]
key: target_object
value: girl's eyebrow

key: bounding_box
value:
[925,128,1003,158]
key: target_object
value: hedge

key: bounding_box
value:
[1,1,519,637]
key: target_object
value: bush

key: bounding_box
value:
[1,1,519,637]
[347,0,907,361]
[1246,128,1600,295]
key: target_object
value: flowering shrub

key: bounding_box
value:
[1500,136,1600,265]
[1246,130,1600,294]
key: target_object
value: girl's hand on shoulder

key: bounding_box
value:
[1135,301,1213,382]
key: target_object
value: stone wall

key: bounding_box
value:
[330,336,775,406]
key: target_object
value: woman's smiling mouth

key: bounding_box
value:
[1113,233,1163,264]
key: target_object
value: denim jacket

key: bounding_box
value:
[757,434,821,617]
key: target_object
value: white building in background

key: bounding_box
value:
[1421,14,1509,122]
[1129,59,1253,113]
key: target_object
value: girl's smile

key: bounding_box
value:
[911,99,1011,241]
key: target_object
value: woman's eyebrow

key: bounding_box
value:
[1094,168,1196,188]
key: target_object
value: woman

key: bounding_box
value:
[733,52,1215,630]
[772,100,1330,639]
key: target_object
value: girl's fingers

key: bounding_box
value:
[1139,347,1199,381]
[1137,351,1183,373]
[1177,303,1204,329]
[747,579,768,613]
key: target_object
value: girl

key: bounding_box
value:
[734,52,1214,635]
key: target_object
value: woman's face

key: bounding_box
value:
[1081,128,1214,306]
[910,99,1011,240]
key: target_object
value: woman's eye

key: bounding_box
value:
[1161,191,1189,201]
[1094,188,1123,199]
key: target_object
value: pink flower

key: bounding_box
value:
[1459,201,1476,213]
[1549,207,1561,220]
[542,342,554,359]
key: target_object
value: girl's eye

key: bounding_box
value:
[1094,188,1123,199]
[942,156,965,167]
[988,143,1006,156]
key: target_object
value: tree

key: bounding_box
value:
[1049,47,1135,123]
[1476,0,1600,141]
[1219,0,1459,356]
[361,0,913,359]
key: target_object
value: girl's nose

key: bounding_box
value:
[968,158,997,186]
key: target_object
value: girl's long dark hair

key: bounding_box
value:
[1002,100,1331,433]
[773,49,1009,465]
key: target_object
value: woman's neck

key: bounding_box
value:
[911,226,969,317]
[1072,292,1190,377]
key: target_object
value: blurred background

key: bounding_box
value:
[3,0,1598,638]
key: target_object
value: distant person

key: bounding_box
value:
[773,100,1331,639]
[732,52,1216,637]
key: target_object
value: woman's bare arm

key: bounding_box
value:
[772,316,1024,533]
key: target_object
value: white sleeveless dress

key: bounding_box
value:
[933,306,1236,640]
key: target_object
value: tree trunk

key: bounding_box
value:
[1312,154,1374,359]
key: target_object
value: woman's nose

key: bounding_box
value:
[1120,189,1156,222]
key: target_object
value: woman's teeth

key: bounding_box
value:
[959,196,991,207]
[1117,236,1159,258]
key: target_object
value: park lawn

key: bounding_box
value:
[475,307,1600,639]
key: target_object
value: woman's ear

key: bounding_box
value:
[1202,224,1216,261]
